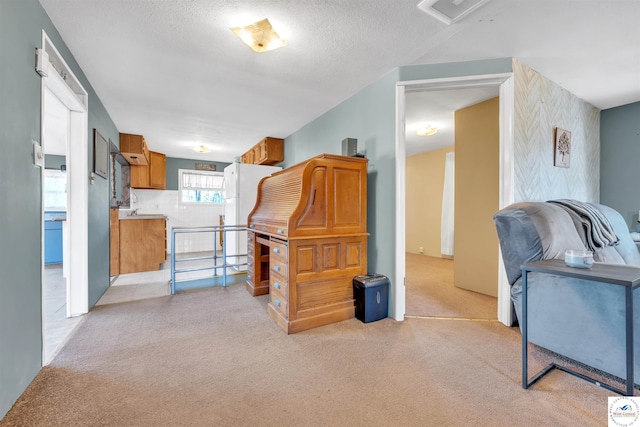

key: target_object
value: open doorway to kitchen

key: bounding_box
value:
[42,87,83,364]
[40,32,89,364]
[394,73,515,326]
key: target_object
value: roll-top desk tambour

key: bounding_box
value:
[246,154,368,334]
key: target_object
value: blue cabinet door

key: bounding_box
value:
[45,220,63,265]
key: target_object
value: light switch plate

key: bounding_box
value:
[33,141,44,167]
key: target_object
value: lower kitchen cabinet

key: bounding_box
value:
[44,220,63,265]
[118,217,167,274]
[110,208,120,276]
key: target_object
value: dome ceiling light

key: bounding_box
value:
[231,18,286,53]
[416,125,438,137]
[192,145,211,153]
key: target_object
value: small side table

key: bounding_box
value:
[521,259,640,396]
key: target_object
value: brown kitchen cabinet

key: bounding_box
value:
[241,137,284,166]
[149,151,166,189]
[130,150,166,189]
[119,133,149,165]
[256,137,284,165]
[110,208,120,276]
[241,149,254,164]
[118,217,167,274]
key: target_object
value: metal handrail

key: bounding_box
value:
[170,224,248,294]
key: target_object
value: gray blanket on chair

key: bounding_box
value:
[548,199,619,251]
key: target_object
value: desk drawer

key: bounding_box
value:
[270,240,288,260]
[270,289,289,317]
[247,232,255,251]
[246,254,255,285]
[270,274,289,297]
[271,257,288,278]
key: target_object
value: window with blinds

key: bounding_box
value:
[44,169,67,210]
[179,169,225,204]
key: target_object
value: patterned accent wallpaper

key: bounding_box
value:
[513,59,600,203]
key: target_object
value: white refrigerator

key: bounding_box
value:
[223,162,281,269]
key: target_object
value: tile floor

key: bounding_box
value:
[44,265,84,364]
[97,251,246,305]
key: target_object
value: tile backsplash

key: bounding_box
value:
[124,189,224,254]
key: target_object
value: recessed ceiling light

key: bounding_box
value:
[417,125,438,136]
[192,145,211,153]
[231,18,286,53]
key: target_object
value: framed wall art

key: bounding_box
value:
[554,127,571,168]
[93,128,109,179]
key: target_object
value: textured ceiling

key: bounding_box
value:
[39,0,640,161]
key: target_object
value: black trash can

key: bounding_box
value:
[353,274,389,323]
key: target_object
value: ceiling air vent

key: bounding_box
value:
[417,0,491,25]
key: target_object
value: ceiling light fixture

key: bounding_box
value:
[192,145,211,153]
[231,18,286,53]
[417,125,438,137]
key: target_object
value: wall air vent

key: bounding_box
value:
[417,0,491,25]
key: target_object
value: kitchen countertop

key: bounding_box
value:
[44,212,67,221]
[119,214,167,220]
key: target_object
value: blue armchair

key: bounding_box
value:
[494,201,640,383]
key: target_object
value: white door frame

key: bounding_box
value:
[394,73,515,326]
[40,31,89,326]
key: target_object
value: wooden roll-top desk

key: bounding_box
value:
[246,154,368,333]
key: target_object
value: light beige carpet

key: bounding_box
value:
[405,253,498,319]
[0,280,616,426]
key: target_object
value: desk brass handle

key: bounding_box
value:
[250,224,255,229]
[262,227,267,231]
[277,229,284,234]
[247,262,253,267]
[274,265,281,272]
[274,282,281,289]
[247,274,252,280]
[248,250,252,255]
[274,248,280,254]
[274,299,281,307]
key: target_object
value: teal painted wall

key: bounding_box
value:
[165,158,230,191]
[283,58,513,317]
[0,0,118,418]
[284,70,400,303]
[600,101,640,229]
[398,57,512,81]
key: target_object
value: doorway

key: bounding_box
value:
[40,31,89,364]
[42,88,79,363]
[404,87,500,320]
[394,73,515,326]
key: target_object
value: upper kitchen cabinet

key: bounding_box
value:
[241,149,254,164]
[149,151,166,189]
[119,133,149,165]
[130,151,166,190]
[242,137,284,166]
